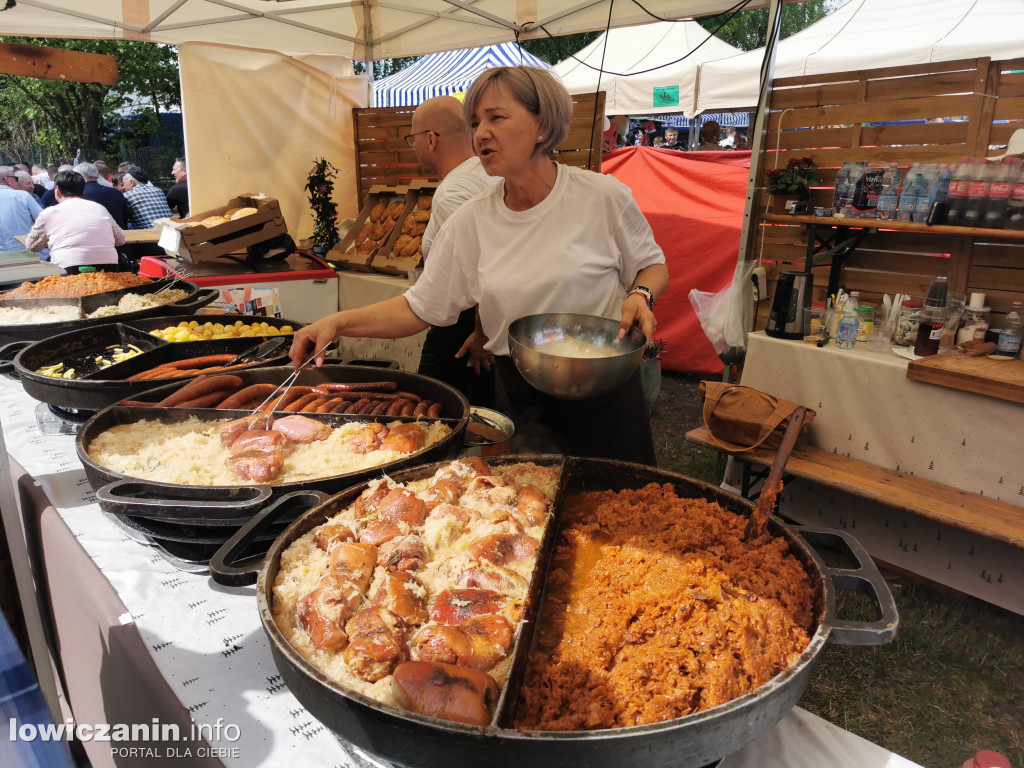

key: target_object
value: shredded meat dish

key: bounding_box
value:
[2,272,151,299]
[513,483,818,731]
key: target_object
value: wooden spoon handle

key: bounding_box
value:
[745,406,808,540]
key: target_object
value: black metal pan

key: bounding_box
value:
[212,455,898,768]
[13,315,301,411]
[0,278,218,344]
[75,365,470,521]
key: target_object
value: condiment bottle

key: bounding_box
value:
[956,293,990,344]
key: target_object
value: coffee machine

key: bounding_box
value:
[766,271,814,339]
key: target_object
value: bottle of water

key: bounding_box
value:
[835,310,859,350]
[876,162,901,220]
[833,162,853,212]
[898,164,924,222]
[997,301,1023,357]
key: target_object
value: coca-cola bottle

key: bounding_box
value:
[962,158,995,228]
[943,157,976,227]
[983,157,1019,229]
[1005,164,1024,230]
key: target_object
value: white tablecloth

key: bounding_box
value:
[736,332,1023,614]
[336,271,426,371]
[0,377,923,768]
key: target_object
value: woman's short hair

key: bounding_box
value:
[54,170,86,198]
[464,67,573,157]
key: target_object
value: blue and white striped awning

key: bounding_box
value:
[371,42,550,108]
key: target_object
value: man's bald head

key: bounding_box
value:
[14,171,35,193]
[409,96,475,178]
[413,96,472,139]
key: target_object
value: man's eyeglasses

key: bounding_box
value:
[404,130,436,148]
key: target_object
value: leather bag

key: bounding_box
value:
[698,381,815,452]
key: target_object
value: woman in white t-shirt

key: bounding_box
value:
[291,67,668,463]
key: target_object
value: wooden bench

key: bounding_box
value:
[685,426,1024,550]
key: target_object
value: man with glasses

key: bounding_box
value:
[0,165,44,252]
[406,95,499,406]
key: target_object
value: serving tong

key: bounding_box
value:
[155,266,193,294]
[226,335,288,367]
[245,342,332,425]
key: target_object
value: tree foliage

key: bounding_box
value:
[0,38,181,165]
[698,1,833,51]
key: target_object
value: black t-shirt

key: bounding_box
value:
[166,181,189,218]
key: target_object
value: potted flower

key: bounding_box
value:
[641,338,667,412]
[764,156,817,213]
[305,158,340,255]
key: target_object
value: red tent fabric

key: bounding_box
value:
[602,147,751,374]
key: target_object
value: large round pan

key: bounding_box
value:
[75,365,470,522]
[13,315,301,411]
[216,456,898,768]
[0,278,218,344]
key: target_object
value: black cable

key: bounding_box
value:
[540,0,753,79]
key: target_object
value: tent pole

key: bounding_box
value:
[363,0,374,85]
[736,0,783,266]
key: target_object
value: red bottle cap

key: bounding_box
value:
[969,750,1012,768]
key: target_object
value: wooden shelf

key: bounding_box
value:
[764,214,1024,240]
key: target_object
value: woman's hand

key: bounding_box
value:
[619,292,656,343]
[289,315,342,369]
[454,331,494,374]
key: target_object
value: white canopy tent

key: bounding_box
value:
[695,0,1024,114]
[0,0,765,61]
[550,20,741,117]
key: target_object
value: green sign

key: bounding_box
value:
[653,86,680,107]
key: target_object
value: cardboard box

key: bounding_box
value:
[370,180,437,276]
[329,185,407,272]
[154,194,287,264]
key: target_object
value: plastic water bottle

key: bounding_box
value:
[997,301,1023,357]
[840,162,868,217]
[833,162,853,212]
[876,162,901,220]
[835,310,859,350]
[898,165,925,222]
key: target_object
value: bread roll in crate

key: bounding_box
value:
[329,185,411,272]
[371,180,437,276]
[154,194,286,264]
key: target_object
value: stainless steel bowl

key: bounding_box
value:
[507,313,646,400]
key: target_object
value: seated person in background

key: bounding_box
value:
[14,171,42,204]
[40,165,74,207]
[166,157,189,218]
[0,165,43,252]
[122,167,173,229]
[662,126,685,150]
[93,160,114,187]
[25,170,125,273]
[75,162,127,227]
[719,126,737,148]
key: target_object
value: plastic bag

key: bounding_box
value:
[689,260,758,356]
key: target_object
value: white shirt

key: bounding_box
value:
[422,156,498,257]
[406,163,665,356]
[24,197,125,269]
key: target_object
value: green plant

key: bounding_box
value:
[765,156,817,197]
[305,158,340,249]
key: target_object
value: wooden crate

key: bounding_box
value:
[352,92,606,203]
[748,57,1024,329]
[371,180,437,276]
[154,195,286,264]
[328,186,408,272]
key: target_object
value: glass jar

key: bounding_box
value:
[894,299,923,346]
[955,306,990,345]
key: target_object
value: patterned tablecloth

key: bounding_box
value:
[734,332,1023,614]
[0,376,923,768]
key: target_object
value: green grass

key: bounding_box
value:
[800,581,1024,768]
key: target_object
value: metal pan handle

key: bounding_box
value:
[209,490,328,587]
[169,287,219,313]
[97,480,272,518]
[793,525,899,646]
[0,340,31,375]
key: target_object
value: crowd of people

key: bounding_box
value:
[617,119,750,151]
[0,158,188,272]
